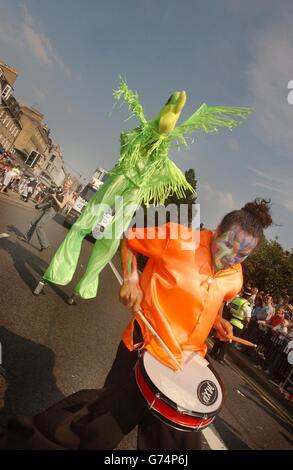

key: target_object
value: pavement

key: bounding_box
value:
[206,338,293,418]
[0,190,36,210]
[226,346,293,415]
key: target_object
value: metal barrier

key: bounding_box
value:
[242,324,293,391]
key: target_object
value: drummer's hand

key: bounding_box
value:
[119,280,143,313]
[213,315,233,342]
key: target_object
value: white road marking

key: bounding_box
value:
[202,425,228,450]
[0,233,10,239]
[108,260,229,451]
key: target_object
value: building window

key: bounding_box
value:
[2,84,12,100]
[26,151,42,168]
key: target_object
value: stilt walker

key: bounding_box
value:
[35,78,251,301]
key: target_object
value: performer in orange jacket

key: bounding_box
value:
[0,199,272,450]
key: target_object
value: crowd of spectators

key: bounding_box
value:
[0,153,76,213]
[213,285,293,402]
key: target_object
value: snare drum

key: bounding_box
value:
[135,351,225,431]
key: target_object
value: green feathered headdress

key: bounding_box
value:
[112,77,252,206]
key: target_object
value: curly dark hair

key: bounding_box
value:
[217,198,273,242]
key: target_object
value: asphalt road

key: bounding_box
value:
[0,192,292,450]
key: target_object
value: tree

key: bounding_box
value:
[243,238,293,299]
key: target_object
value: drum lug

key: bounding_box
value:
[176,405,185,415]
[149,393,160,410]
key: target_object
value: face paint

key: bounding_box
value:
[211,224,259,271]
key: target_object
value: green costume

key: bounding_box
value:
[43,78,251,299]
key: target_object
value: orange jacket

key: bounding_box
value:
[122,223,243,369]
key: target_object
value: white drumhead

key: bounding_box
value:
[143,351,223,415]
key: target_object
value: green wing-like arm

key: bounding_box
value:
[113,77,147,125]
[170,103,252,146]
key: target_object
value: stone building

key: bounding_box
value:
[0,61,22,152]
[0,60,77,188]
[13,102,52,178]
[40,143,67,187]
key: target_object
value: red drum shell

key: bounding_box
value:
[135,351,225,432]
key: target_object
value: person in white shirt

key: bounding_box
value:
[0,163,14,192]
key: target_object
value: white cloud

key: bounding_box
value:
[21,5,70,76]
[249,166,293,213]
[248,166,293,188]
[247,17,293,155]
[197,182,236,230]
[253,182,283,194]
[23,23,52,66]
[282,200,293,212]
[0,4,70,76]
[199,182,235,210]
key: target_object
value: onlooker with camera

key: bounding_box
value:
[18,179,72,252]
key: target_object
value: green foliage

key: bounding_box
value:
[243,237,293,298]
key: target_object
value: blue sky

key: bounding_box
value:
[0,0,292,248]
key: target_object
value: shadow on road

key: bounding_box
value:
[0,327,64,425]
[53,213,67,228]
[53,213,96,243]
[6,225,23,238]
[0,238,70,302]
[213,416,251,450]
[0,238,47,289]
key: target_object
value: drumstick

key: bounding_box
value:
[109,261,182,370]
[231,335,257,348]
